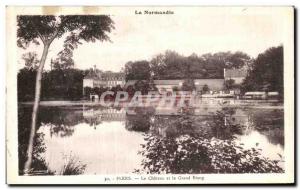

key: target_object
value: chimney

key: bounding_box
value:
[94,65,96,71]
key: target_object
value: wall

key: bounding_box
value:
[194,79,224,91]
[156,84,177,93]
[83,78,94,88]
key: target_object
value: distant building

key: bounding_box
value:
[153,79,224,93]
[83,68,126,89]
[224,68,247,84]
[83,66,248,96]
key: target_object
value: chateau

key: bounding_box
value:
[83,67,247,95]
[83,69,126,89]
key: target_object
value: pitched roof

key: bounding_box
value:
[101,72,125,80]
[84,71,99,79]
[84,70,125,80]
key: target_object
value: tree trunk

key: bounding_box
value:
[23,43,50,175]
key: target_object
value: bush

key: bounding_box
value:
[137,134,283,174]
[60,155,87,175]
[136,108,283,174]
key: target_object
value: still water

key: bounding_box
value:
[19,99,284,174]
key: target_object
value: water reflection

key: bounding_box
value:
[18,100,284,175]
[38,121,144,174]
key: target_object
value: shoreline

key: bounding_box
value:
[19,99,284,109]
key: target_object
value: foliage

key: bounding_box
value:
[138,134,283,174]
[17,15,115,173]
[241,46,283,95]
[60,154,87,175]
[126,107,155,132]
[134,80,150,95]
[18,107,51,175]
[22,52,39,70]
[47,123,75,138]
[18,106,86,175]
[150,108,244,139]
[149,50,250,80]
[18,68,37,101]
[136,108,283,174]
[172,86,179,91]
[208,108,244,140]
[51,57,74,70]
[201,51,250,70]
[126,85,136,97]
[17,15,114,49]
[125,60,151,81]
[124,50,250,81]
[18,68,85,101]
[202,84,209,93]
[181,79,195,91]
[150,51,190,79]
[224,79,236,90]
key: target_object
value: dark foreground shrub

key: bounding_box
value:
[137,134,284,174]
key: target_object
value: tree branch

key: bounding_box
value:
[28,19,46,45]
[36,32,46,44]
[49,16,71,44]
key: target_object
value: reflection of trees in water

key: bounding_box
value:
[38,107,83,138]
[124,106,245,139]
[18,104,284,175]
[39,106,84,126]
[136,107,284,174]
[147,107,244,139]
[249,109,283,129]
[260,128,284,146]
[83,117,103,128]
[18,106,84,174]
[18,131,52,175]
[150,114,203,138]
[46,123,75,138]
[241,108,284,146]
[18,106,52,175]
[125,107,155,132]
[208,108,244,140]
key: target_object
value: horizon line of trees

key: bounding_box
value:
[125,50,251,81]
[18,46,283,101]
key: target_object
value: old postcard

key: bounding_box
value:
[6,6,294,184]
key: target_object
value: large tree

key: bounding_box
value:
[241,46,283,95]
[150,50,251,80]
[17,15,114,174]
[124,60,151,81]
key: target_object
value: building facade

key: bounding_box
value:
[153,79,224,93]
[83,70,126,89]
[83,67,247,96]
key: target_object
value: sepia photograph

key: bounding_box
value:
[6,6,294,184]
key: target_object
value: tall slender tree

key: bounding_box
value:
[17,15,114,174]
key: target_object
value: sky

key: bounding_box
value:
[17,7,290,72]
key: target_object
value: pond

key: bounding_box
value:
[18,99,284,175]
